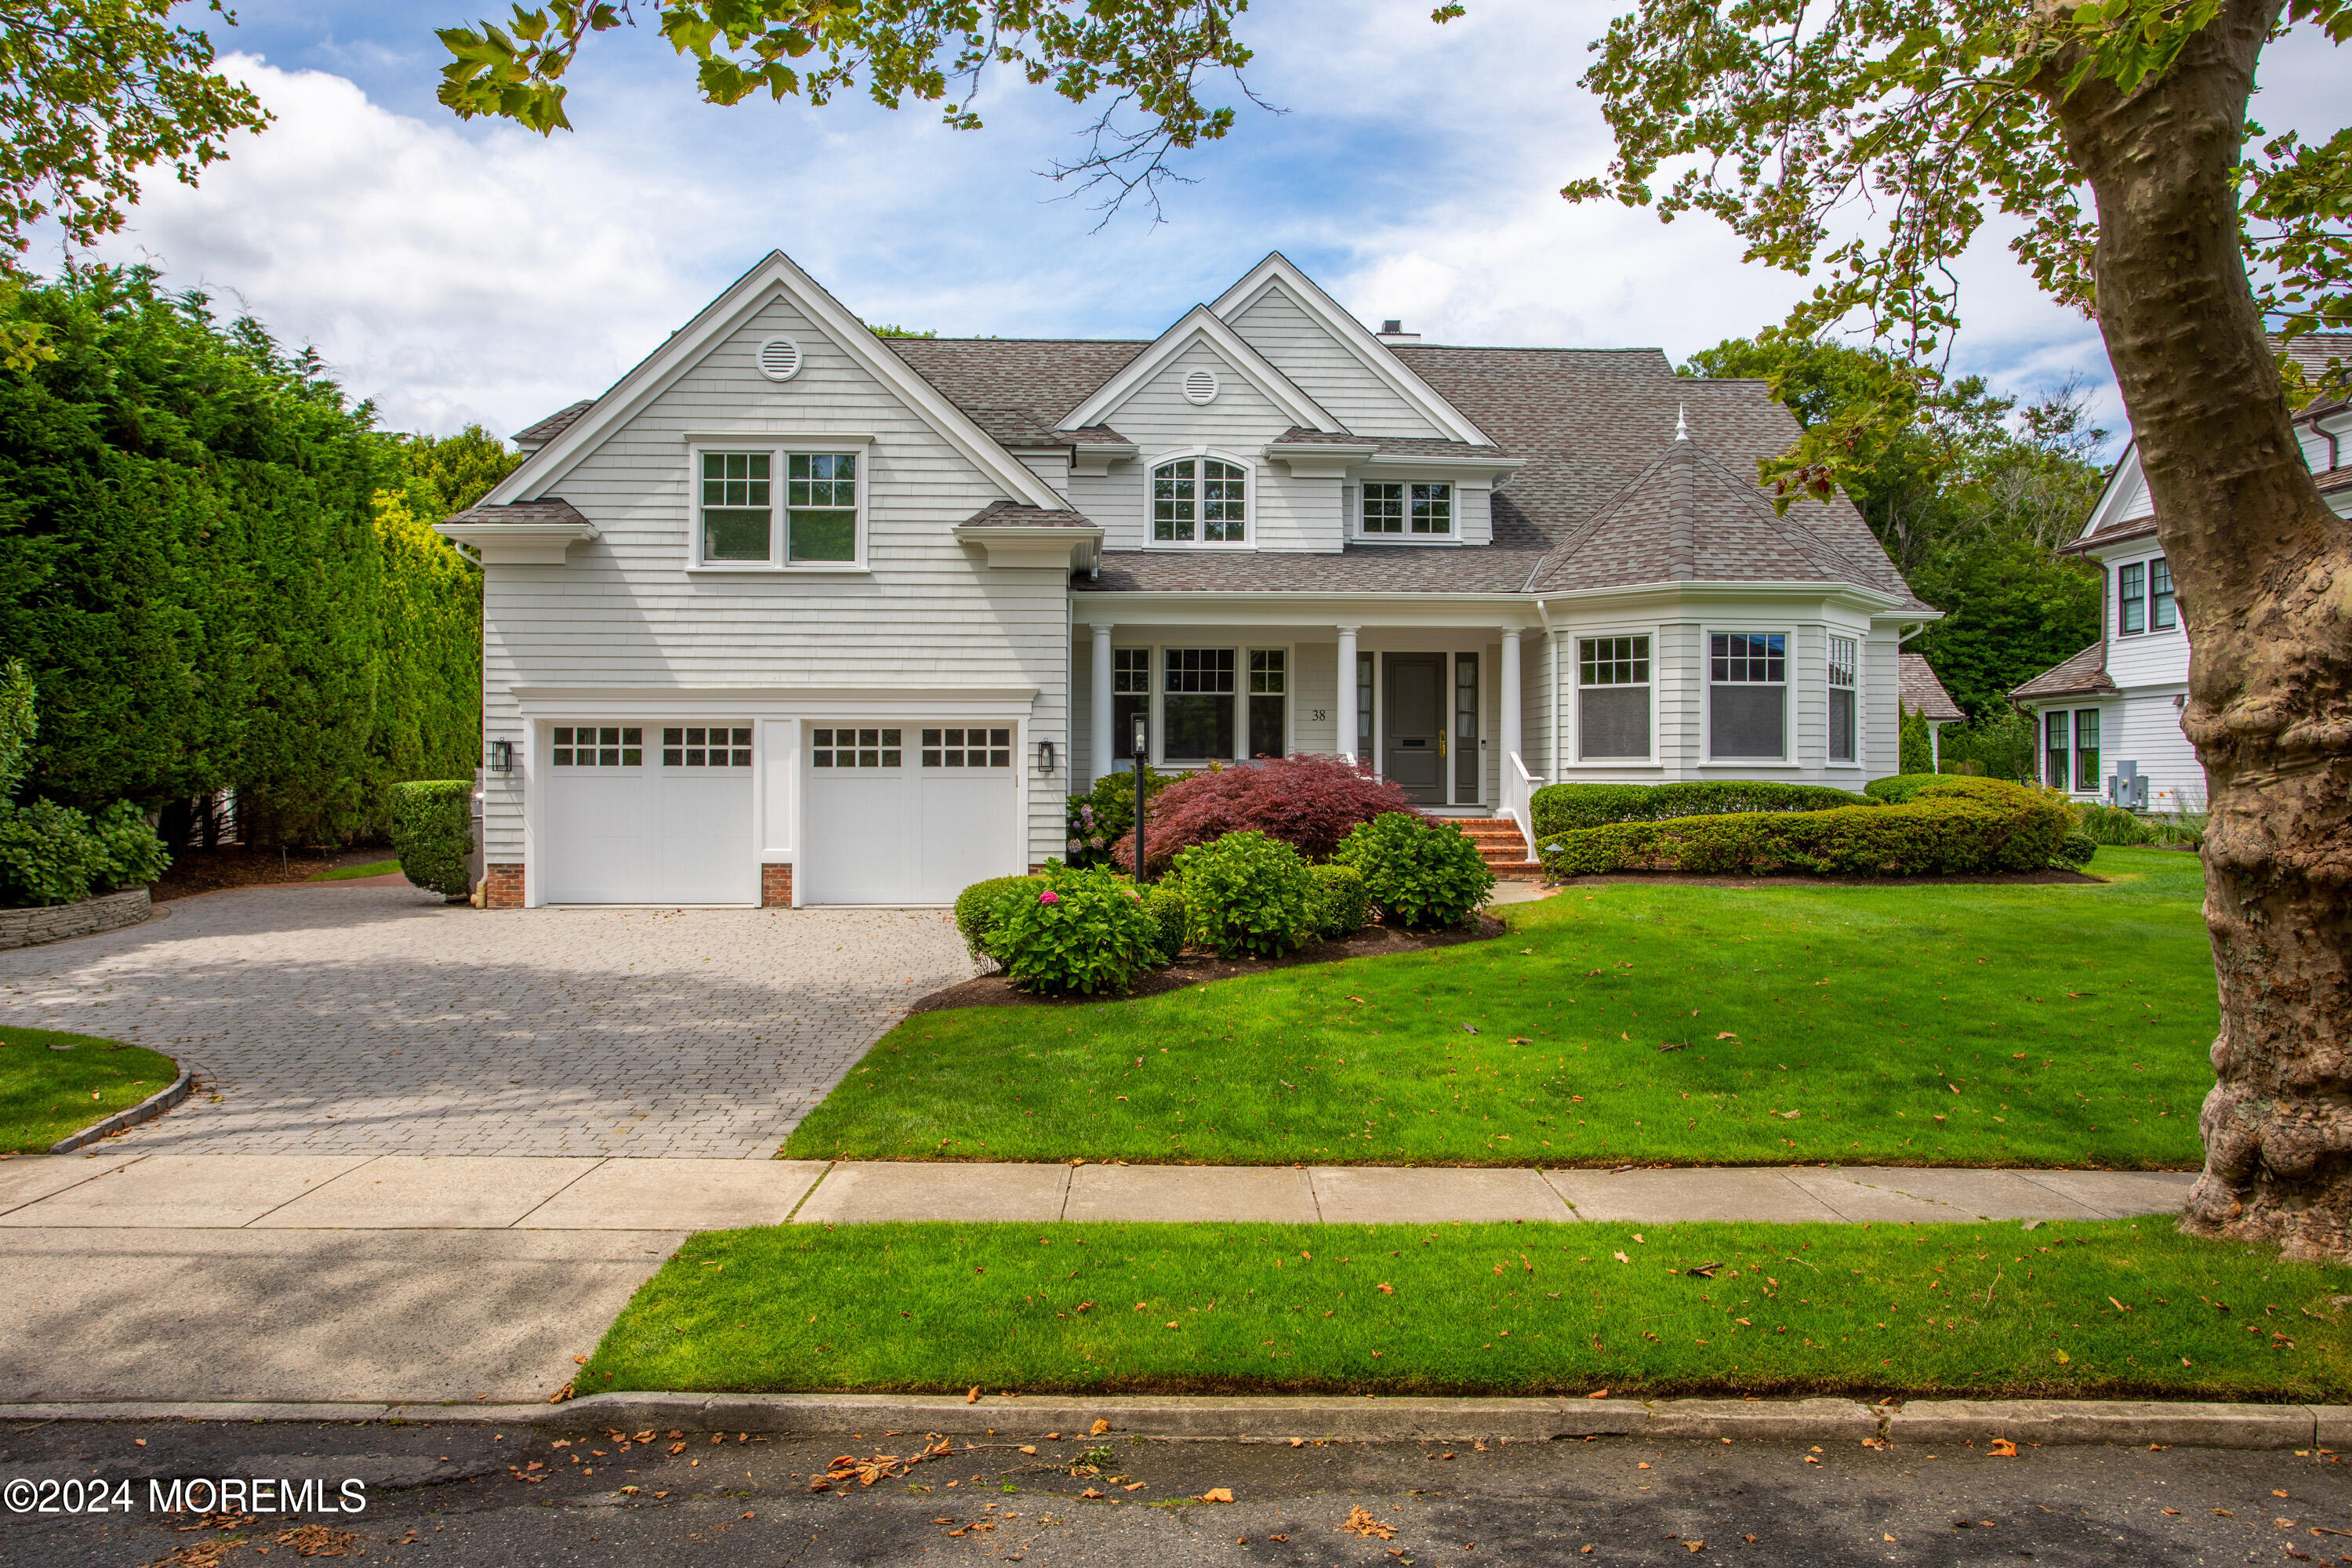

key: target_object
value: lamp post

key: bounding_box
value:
[1131,711,1149,886]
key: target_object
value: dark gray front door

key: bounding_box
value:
[1383,654,1446,804]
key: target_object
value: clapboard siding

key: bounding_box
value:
[1226,281,1445,439]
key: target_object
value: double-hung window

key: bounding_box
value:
[2074,709,2101,793]
[2151,557,2177,630]
[1708,633,1787,759]
[1152,457,1247,543]
[1128,646,1289,763]
[2045,711,2071,791]
[1828,636,1858,763]
[1247,650,1287,759]
[1359,481,1453,538]
[1111,648,1150,760]
[2118,561,2147,634]
[693,446,862,567]
[1163,648,1237,760]
[1577,636,1651,760]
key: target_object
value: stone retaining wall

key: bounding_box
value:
[0,886,152,950]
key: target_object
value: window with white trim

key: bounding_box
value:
[1828,637,1858,763]
[1152,457,1247,543]
[662,727,750,767]
[1163,648,1236,760]
[1112,648,1149,761]
[1247,649,1287,760]
[1577,636,1650,760]
[551,726,641,767]
[1360,481,1452,537]
[1708,633,1786,759]
[2074,709,2100,793]
[691,445,863,568]
[2044,710,2069,791]
[699,452,771,563]
[786,453,857,562]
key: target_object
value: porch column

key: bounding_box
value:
[1336,624,1360,764]
[1499,628,1524,765]
[1090,623,1114,784]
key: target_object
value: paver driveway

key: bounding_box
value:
[0,884,975,1156]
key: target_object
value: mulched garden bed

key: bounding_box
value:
[151,845,394,902]
[1545,868,2104,887]
[909,912,1508,1014]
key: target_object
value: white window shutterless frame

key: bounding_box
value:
[684,438,871,571]
[1575,633,1654,762]
[1827,636,1859,764]
[1706,631,1789,760]
[1148,452,1251,546]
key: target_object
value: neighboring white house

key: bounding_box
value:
[2012,333,2352,811]
[440,249,1940,909]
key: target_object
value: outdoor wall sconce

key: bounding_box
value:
[488,739,515,773]
[1036,739,1057,775]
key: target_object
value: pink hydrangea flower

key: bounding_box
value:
[1039,890,1061,905]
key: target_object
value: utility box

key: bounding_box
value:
[2108,760,2149,811]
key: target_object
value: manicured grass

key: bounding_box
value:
[784,848,2215,1168]
[308,858,401,881]
[583,1218,2352,1402]
[0,1026,180,1153]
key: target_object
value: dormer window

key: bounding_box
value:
[1360,481,1452,538]
[1152,456,1248,544]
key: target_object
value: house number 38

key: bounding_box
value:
[1311,709,1327,720]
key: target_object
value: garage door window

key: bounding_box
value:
[551,726,642,767]
[811,728,902,768]
[922,728,1011,768]
[663,727,750,767]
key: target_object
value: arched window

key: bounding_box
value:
[1152,456,1247,543]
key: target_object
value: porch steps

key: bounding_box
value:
[1451,817,1547,881]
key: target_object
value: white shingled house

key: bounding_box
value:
[440,250,1940,908]
[2011,334,2352,810]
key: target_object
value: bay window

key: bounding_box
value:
[1828,636,1858,763]
[1708,633,1787,760]
[1577,635,1651,760]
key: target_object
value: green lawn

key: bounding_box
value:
[583,1218,2352,1402]
[0,1026,181,1153]
[308,858,401,881]
[784,848,2215,1168]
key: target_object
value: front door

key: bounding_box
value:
[1383,654,1447,804]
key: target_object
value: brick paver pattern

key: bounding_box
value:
[0,885,975,1156]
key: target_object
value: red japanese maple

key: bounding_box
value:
[1112,753,1426,877]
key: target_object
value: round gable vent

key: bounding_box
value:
[1181,367,1219,405]
[757,337,804,382]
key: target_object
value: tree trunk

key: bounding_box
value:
[2043,0,2352,1258]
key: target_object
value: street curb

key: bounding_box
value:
[49,1066,192,1154]
[3,1395,2335,1449]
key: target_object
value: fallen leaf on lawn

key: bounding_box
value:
[1340,1506,1397,1540]
[1509,1036,1534,1044]
[1378,1282,1395,1294]
[1123,1482,1146,1491]
[1018,1446,1037,1455]
[1613,1251,1629,1264]
[1197,1487,1234,1504]
[2053,1349,2071,1363]
[740,1512,755,1520]
[1780,1109,1802,1120]
[1587,1389,1610,1399]
[1080,1488,1103,1499]
[1688,1542,1706,1553]
[966,1387,981,1404]
[1632,1233,1644,1243]
[1686,1261,1722,1278]
[1988,1439,2019,1457]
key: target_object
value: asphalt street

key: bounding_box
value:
[5,1416,2349,1567]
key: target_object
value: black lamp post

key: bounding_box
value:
[1131,711,1149,886]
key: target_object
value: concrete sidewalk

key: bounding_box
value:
[2,1150,2195,1230]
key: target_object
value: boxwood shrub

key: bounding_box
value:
[1863,773,1948,804]
[1307,862,1370,938]
[388,780,474,898]
[1334,811,1495,930]
[1538,777,2072,878]
[1530,779,1872,837]
[992,865,1164,996]
[953,873,1046,964]
[1170,829,1317,958]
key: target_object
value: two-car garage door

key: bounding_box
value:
[540,720,1017,906]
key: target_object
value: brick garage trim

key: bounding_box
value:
[761,863,793,908]
[485,863,525,909]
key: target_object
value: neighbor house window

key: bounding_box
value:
[1708,633,1786,759]
[2151,557,2177,630]
[786,452,857,562]
[1247,649,1287,759]
[2074,709,2101,793]
[1152,457,1247,543]
[1828,636,1858,763]
[2118,562,2146,634]
[1577,635,1651,760]
[1112,648,1149,760]
[2044,710,2070,791]
[699,452,772,562]
[1163,648,1236,759]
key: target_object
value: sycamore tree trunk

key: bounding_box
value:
[2043,0,2352,1258]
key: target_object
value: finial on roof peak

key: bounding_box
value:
[1675,402,1689,441]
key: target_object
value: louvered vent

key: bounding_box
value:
[757,337,803,382]
[1181,368,1218,405]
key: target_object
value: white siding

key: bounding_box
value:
[1226,282,1446,439]
[1018,451,1072,495]
[1862,628,1902,780]
[478,286,1070,877]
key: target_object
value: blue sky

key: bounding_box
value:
[64,2,2341,444]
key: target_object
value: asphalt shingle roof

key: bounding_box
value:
[512,400,593,448]
[1899,652,1965,720]
[445,498,593,527]
[958,500,1098,529]
[2011,641,2117,701]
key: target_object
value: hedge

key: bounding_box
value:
[1530,780,1873,838]
[388,781,474,897]
[1537,777,2073,878]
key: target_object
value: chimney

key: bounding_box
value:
[1376,319,1421,345]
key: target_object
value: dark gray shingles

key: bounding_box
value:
[2011,641,2116,700]
[511,400,593,447]
[958,501,1098,529]
[883,337,1149,427]
[445,498,593,527]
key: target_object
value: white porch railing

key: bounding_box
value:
[1501,752,1544,862]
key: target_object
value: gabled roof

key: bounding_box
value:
[882,338,1148,426]
[1899,652,1965,720]
[2011,642,2116,701]
[477,250,1066,514]
[445,497,593,527]
[512,400,592,450]
[1060,305,1338,434]
[1210,252,1496,446]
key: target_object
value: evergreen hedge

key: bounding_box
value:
[0,268,507,845]
[1530,779,1874,837]
[388,781,474,897]
[1537,778,2073,878]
